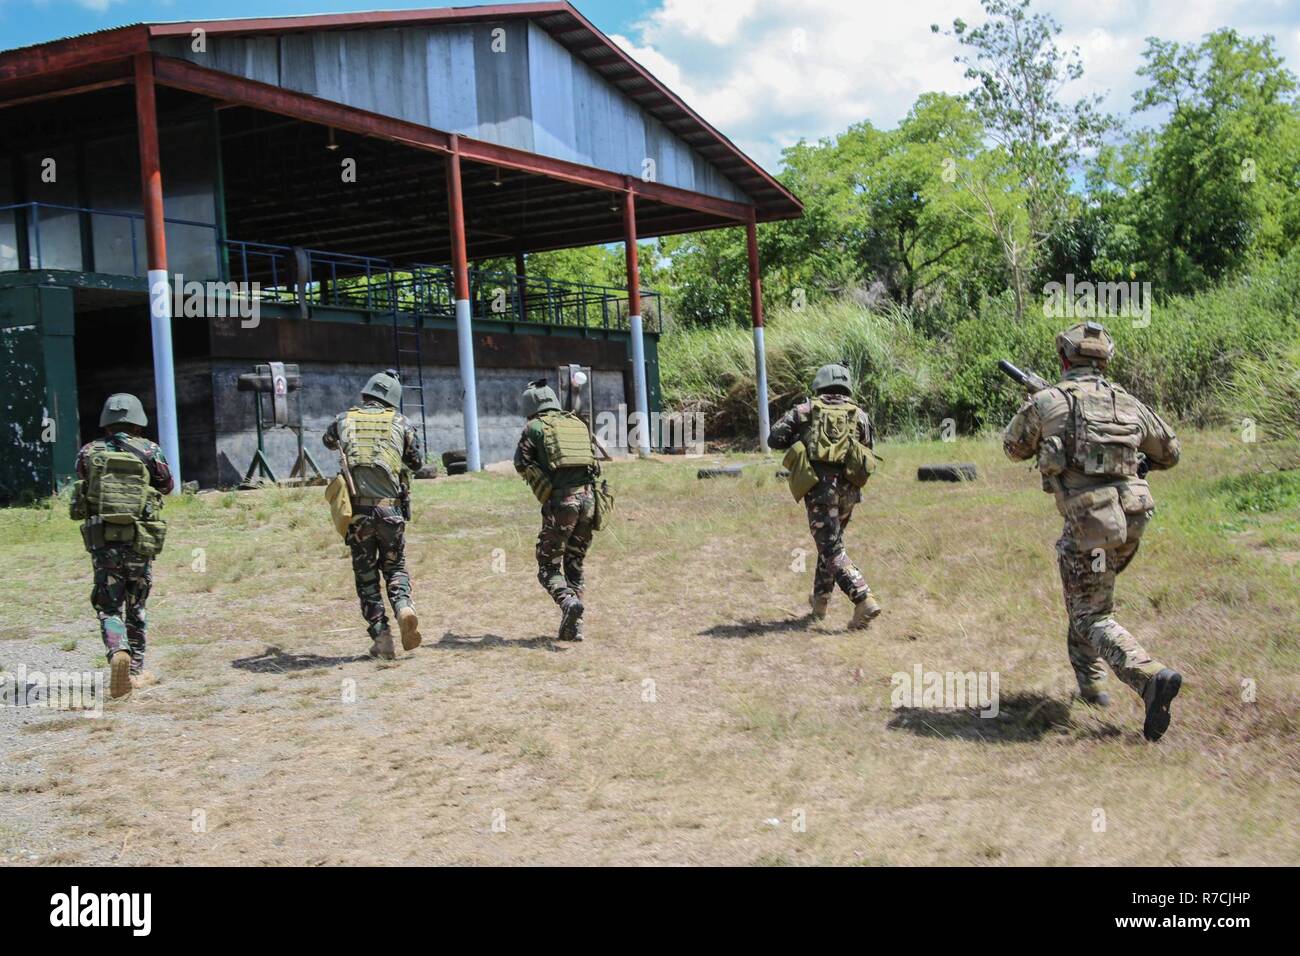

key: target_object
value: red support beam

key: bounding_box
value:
[446,137,470,300]
[134,52,167,272]
[622,189,642,316]
[746,216,764,329]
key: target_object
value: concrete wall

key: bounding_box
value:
[151,24,751,205]
[211,360,628,487]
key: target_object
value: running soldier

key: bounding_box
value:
[322,370,425,659]
[767,364,881,630]
[514,380,600,642]
[72,394,173,698]
[1003,321,1183,741]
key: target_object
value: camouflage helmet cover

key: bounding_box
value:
[522,379,561,417]
[812,363,853,395]
[99,393,148,428]
[361,370,403,407]
[1056,321,1115,367]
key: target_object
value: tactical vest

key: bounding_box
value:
[539,412,596,474]
[340,406,406,497]
[805,398,859,465]
[1059,378,1144,479]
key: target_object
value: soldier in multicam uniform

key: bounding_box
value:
[322,371,426,660]
[73,394,173,699]
[1003,321,1183,741]
[514,380,600,642]
[767,364,882,630]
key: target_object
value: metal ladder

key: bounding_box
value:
[389,270,430,461]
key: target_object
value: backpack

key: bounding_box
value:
[341,406,406,493]
[1060,379,1144,479]
[806,398,859,465]
[85,447,153,524]
[539,412,596,474]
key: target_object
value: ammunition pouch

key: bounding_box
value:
[842,440,876,489]
[1118,478,1155,516]
[325,473,353,537]
[1060,485,1127,552]
[132,519,168,558]
[525,465,553,504]
[782,441,819,502]
[593,480,615,532]
[80,515,138,552]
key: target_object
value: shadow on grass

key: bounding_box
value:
[436,632,563,652]
[697,615,814,639]
[232,645,366,673]
[887,692,1122,743]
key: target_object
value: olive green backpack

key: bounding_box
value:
[71,442,167,555]
[540,412,596,473]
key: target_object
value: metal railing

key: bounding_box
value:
[0,202,661,332]
[0,201,219,277]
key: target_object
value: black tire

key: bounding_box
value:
[916,463,978,482]
[442,449,468,476]
[697,465,745,479]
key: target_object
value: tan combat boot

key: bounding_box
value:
[369,627,396,660]
[809,593,830,621]
[109,650,132,699]
[397,606,422,651]
[848,594,882,631]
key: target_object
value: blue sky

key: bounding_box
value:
[4,0,1299,172]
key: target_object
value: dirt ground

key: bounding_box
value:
[0,432,1296,865]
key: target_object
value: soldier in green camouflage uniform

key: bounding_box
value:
[513,380,600,641]
[74,394,173,698]
[1003,321,1183,741]
[322,371,426,659]
[767,364,882,630]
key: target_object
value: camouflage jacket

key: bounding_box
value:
[322,401,424,499]
[1002,366,1180,497]
[767,394,873,471]
[75,432,174,495]
[514,412,600,492]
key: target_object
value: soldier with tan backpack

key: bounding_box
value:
[513,379,612,642]
[768,364,881,631]
[322,370,427,660]
[70,394,173,699]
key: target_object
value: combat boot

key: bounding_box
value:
[809,593,830,621]
[108,650,132,699]
[397,606,422,651]
[848,594,882,631]
[369,626,396,660]
[558,595,584,641]
[1142,668,1182,742]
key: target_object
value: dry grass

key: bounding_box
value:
[0,431,1296,866]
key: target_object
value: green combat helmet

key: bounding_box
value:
[522,379,561,417]
[99,393,148,429]
[811,363,853,396]
[1056,321,1115,368]
[361,369,402,408]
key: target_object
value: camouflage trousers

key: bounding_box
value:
[90,545,152,674]
[1056,511,1164,697]
[536,485,595,605]
[804,473,871,602]
[345,508,412,638]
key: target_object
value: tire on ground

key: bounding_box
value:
[916,463,978,482]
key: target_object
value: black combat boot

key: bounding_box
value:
[558,595,584,641]
[1142,668,1182,741]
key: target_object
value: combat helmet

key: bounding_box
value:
[361,369,402,408]
[522,379,561,417]
[811,363,853,396]
[1056,321,1115,368]
[99,393,148,429]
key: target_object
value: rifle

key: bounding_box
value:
[997,359,1051,394]
[338,447,358,501]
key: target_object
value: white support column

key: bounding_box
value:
[455,297,481,472]
[147,269,181,485]
[629,312,651,457]
[753,325,770,452]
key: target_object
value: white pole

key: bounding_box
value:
[753,324,770,453]
[455,297,481,471]
[629,312,651,457]
[147,269,181,488]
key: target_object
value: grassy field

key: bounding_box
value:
[0,431,1296,865]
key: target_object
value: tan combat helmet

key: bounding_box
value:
[1056,321,1115,368]
[99,393,148,429]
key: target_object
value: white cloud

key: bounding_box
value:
[617,0,1300,173]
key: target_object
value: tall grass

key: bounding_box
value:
[661,250,1300,442]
